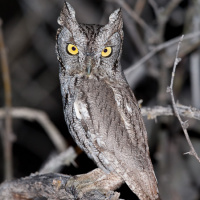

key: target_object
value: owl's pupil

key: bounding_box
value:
[104,49,108,53]
[72,47,76,51]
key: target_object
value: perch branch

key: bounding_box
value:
[0,107,67,152]
[0,169,123,200]
[0,19,13,180]
[167,35,200,163]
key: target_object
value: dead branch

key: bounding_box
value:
[0,107,67,152]
[164,37,200,68]
[155,0,183,43]
[141,104,200,121]
[0,169,123,200]
[0,19,13,180]
[107,0,155,36]
[1,105,199,135]
[124,30,200,75]
[148,0,159,18]
[123,12,147,57]
[167,35,200,163]
[134,0,146,16]
[162,0,183,21]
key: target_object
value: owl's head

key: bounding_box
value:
[56,1,123,80]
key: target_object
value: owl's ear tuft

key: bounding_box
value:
[57,1,77,27]
[108,8,123,31]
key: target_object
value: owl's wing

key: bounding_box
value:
[109,85,159,200]
[74,78,159,200]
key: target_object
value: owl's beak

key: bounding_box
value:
[87,65,91,75]
[85,55,93,75]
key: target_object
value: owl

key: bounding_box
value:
[56,2,159,200]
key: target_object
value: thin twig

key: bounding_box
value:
[123,12,147,56]
[0,107,67,152]
[107,0,155,36]
[0,19,13,180]
[164,38,200,68]
[134,0,146,16]
[167,35,200,163]
[157,0,183,42]
[163,0,183,20]
[124,30,200,75]
[156,0,183,105]
[39,147,77,174]
[148,0,159,18]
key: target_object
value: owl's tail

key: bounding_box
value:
[122,169,159,200]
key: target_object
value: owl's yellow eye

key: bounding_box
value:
[101,47,112,57]
[67,44,79,55]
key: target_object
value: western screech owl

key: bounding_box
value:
[56,2,159,200]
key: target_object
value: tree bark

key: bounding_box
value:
[0,169,123,200]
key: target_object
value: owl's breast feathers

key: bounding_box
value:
[63,75,159,200]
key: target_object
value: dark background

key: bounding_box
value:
[0,0,200,199]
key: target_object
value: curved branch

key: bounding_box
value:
[0,107,67,152]
[124,31,200,75]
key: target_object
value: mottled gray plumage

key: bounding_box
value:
[56,2,159,200]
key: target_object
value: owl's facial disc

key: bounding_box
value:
[56,2,123,78]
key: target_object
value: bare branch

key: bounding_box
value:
[123,12,147,56]
[39,147,77,174]
[165,37,200,68]
[0,19,13,180]
[157,0,183,41]
[124,30,200,75]
[0,169,123,200]
[148,0,159,18]
[163,0,183,20]
[0,107,67,152]
[134,0,147,16]
[167,35,200,163]
[107,0,155,36]
[141,104,200,121]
